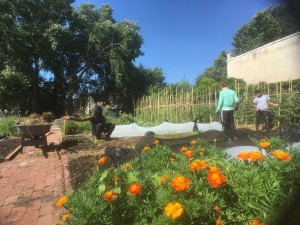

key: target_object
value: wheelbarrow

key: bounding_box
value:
[16,124,53,154]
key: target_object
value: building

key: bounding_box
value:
[227,32,300,84]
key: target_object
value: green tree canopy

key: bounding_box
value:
[232,5,300,56]
[45,4,144,113]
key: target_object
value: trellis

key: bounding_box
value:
[134,80,300,125]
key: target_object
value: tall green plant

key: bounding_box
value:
[0,116,17,136]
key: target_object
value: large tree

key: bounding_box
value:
[45,4,144,113]
[232,5,300,56]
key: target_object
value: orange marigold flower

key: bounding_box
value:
[181,146,189,152]
[188,161,199,171]
[184,150,193,158]
[171,175,190,191]
[199,147,205,152]
[216,217,224,225]
[207,170,227,188]
[103,191,117,201]
[249,219,265,225]
[189,159,208,171]
[248,151,265,162]
[209,166,221,173]
[259,140,270,149]
[56,196,68,208]
[62,212,71,221]
[160,174,170,183]
[128,183,141,196]
[123,162,131,168]
[237,151,249,161]
[142,146,151,152]
[271,151,291,162]
[165,202,183,220]
[154,139,160,145]
[98,156,108,166]
[190,140,198,145]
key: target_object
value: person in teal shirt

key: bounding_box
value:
[216,82,239,141]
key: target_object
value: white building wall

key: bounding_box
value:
[227,32,300,84]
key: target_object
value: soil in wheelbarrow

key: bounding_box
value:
[61,125,282,190]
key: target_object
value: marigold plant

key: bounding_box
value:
[98,156,108,166]
[171,175,190,191]
[259,139,270,149]
[184,150,194,158]
[189,159,209,171]
[160,174,170,183]
[216,217,224,225]
[103,191,117,201]
[248,151,265,162]
[249,219,265,225]
[56,196,68,208]
[154,139,160,145]
[237,151,249,161]
[271,151,291,162]
[207,168,227,188]
[190,140,197,145]
[142,146,151,152]
[123,162,131,168]
[199,147,205,152]
[128,183,141,196]
[165,202,183,220]
[181,146,189,152]
[62,212,71,221]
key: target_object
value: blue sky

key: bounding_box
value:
[73,0,284,85]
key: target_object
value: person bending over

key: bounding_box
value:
[216,82,239,141]
[63,106,115,140]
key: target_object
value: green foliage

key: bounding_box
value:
[232,5,300,56]
[115,113,136,125]
[64,121,91,135]
[60,139,300,225]
[277,93,300,124]
[195,51,228,84]
[0,116,17,136]
[0,67,30,111]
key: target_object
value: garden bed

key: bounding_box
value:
[61,125,280,190]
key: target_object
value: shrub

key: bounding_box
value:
[57,138,300,225]
[0,116,17,136]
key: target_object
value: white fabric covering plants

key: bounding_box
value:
[110,122,222,138]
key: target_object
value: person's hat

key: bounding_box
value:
[94,105,103,112]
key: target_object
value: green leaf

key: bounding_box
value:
[98,184,106,195]
[127,172,138,183]
[99,170,108,183]
[151,173,161,187]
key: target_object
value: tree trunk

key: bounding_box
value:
[31,61,40,113]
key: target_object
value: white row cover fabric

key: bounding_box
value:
[110,122,222,138]
[226,143,300,159]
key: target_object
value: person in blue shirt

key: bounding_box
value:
[216,82,239,141]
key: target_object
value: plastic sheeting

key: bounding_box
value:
[110,122,222,138]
